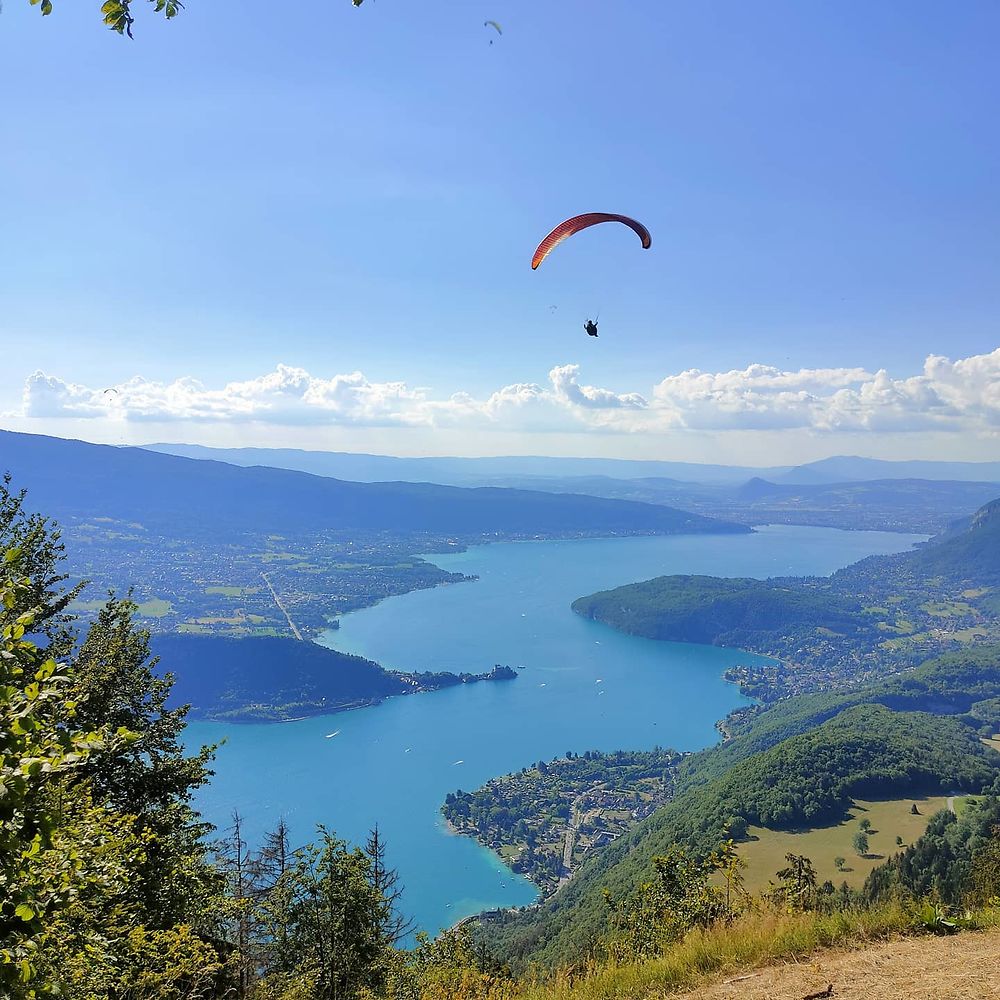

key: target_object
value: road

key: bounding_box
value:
[558,792,587,887]
[261,572,303,641]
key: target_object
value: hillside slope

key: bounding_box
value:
[481,650,1000,967]
[911,498,1000,584]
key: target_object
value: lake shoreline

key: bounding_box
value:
[182,662,519,724]
[186,526,926,937]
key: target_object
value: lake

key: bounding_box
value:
[185,524,924,938]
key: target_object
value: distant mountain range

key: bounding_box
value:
[147,442,1000,486]
[0,430,745,538]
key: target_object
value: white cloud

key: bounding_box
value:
[17,348,1000,438]
[650,351,1000,434]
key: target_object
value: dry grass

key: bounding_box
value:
[518,907,1000,1000]
[669,928,1000,999]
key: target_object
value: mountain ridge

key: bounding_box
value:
[144,442,1000,486]
[0,430,746,539]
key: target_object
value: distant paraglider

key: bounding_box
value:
[531,213,652,270]
[484,20,502,43]
[584,319,599,338]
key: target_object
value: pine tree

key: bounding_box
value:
[71,595,219,927]
[366,825,415,950]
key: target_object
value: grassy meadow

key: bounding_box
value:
[738,796,950,892]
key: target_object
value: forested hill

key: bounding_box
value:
[154,634,514,722]
[156,634,410,721]
[0,430,747,538]
[574,493,1000,641]
[910,498,1000,584]
[481,648,1000,967]
[570,493,1000,693]
[572,575,872,647]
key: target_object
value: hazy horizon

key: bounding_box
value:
[5,426,1000,473]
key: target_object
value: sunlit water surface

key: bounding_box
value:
[185,525,924,937]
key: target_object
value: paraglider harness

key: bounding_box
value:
[584,319,599,337]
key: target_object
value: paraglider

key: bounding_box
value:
[531,213,652,270]
[584,319,599,338]
[484,20,502,43]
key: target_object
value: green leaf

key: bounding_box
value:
[14,903,36,922]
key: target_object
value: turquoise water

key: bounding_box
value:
[185,525,924,938]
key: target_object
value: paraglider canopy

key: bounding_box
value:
[531,213,652,270]
[484,19,502,34]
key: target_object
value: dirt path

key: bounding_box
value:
[672,928,1000,1000]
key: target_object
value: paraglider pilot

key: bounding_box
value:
[584,319,599,337]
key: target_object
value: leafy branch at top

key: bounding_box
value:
[26,1,366,38]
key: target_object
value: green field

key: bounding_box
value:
[877,619,916,635]
[136,598,173,618]
[945,627,991,644]
[739,795,949,892]
[69,599,108,612]
[205,585,245,597]
[921,600,975,618]
[75,597,174,618]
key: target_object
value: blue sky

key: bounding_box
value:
[2,0,998,461]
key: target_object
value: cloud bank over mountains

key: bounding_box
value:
[19,348,1000,439]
